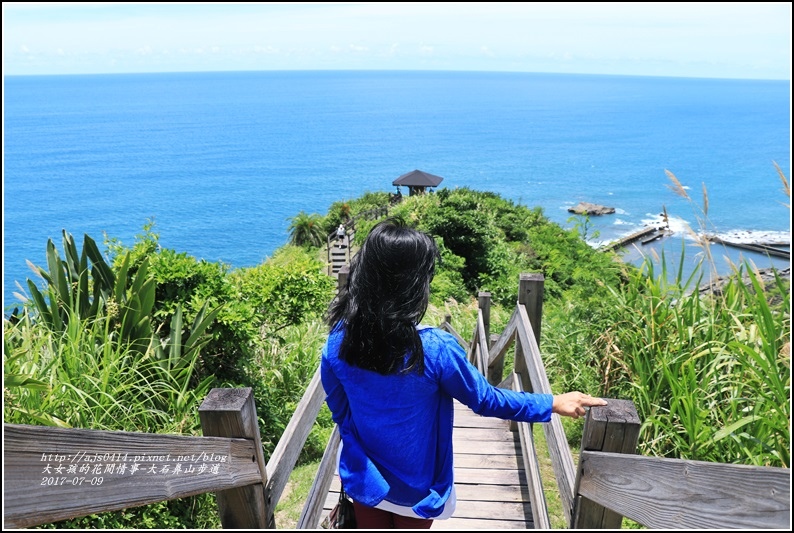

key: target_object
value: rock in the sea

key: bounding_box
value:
[567,202,616,216]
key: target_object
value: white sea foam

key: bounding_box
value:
[712,229,791,245]
[612,218,629,225]
[639,213,693,236]
[614,208,627,215]
[635,213,790,245]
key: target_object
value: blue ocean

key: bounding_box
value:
[3,71,791,311]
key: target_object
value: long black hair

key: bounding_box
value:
[326,216,439,375]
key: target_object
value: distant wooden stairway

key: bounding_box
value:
[325,206,390,279]
[327,232,350,277]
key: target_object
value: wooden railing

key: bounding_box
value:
[448,273,790,530]
[4,273,790,529]
[4,378,328,529]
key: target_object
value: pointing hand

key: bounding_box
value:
[552,392,608,419]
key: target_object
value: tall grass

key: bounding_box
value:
[3,307,222,528]
[598,254,789,467]
[591,168,790,467]
[4,310,210,433]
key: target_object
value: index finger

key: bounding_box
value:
[584,397,608,406]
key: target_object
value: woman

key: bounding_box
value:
[321,217,606,529]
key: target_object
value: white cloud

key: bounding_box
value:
[254,45,279,55]
[1,2,790,78]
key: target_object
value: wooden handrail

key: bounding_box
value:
[4,396,266,529]
[297,426,341,528]
[511,372,551,529]
[265,369,326,525]
[576,451,791,529]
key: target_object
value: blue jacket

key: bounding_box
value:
[320,324,553,519]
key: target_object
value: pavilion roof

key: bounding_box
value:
[392,169,444,187]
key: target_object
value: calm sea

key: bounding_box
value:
[3,71,791,311]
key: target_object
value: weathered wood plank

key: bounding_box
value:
[478,292,491,348]
[475,312,489,376]
[513,372,551,529]
[3,423,261,529]
[452,439,521,455]
[438,320,469,353]
[518,273,544,348]
[573,398,639,529]
[453,413,510,429]
[451,426,518,442]
[199,387,270,528]
[265,367,325,516]
[324,492,531,530]
[324,479,531,503]
[453,467,525,485]
[297,426,340,529]
[319,491,532,522]
[487,307,519,377]
[453,483,530,503]
[516,304,577,523]
[453,453,521,469]
[430,516,531,529]
[578,451,791,530]
[320,493,534,530]
[449,498,532,520]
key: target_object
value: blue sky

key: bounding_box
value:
[2,2,791,79]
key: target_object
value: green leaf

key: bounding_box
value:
[83,234,115,292]
[4,374,49,390]
[709,416,758,444]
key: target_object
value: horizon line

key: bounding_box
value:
[4,67,790,83]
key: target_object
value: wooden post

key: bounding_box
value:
[514,273,544,386]
[478,292,491,349]
[572,399,640,529]
[200,388,271,529]
[480,291,503,385]
[326,234,332,276]
[518,273,544,348]
[511,274,543,429]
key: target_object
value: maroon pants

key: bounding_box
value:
[352,501,433,529]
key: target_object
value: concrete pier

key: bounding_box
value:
[601,226,665,252]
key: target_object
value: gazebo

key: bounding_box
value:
[392,169,444,196]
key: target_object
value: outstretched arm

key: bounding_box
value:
[552,392,607,419]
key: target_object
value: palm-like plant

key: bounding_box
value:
[287,211,326,248]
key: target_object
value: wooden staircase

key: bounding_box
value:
[329,233,350,277]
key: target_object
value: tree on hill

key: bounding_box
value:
[287,211,326,248]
